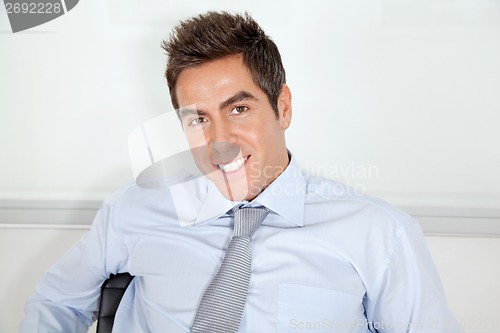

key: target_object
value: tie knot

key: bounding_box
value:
[233,207,269,238]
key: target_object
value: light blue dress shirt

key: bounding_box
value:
[21,156,464,333]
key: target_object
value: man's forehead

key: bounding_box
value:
[174,54,255,96]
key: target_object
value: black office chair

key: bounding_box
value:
[96,273,134,333]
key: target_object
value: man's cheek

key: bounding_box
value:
[185,125,208,149]
[248,160,261,177]
[188,146,214,176]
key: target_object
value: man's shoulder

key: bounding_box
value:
[300,175,425,276]
[102,180,156,206]
[303,174,416,231]
[98,180,177,221]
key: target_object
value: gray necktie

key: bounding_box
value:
[191,207,269,333]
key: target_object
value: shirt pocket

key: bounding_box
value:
[277,283,368,333]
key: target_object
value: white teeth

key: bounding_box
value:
[218,156,248,173]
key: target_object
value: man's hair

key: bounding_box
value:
[161,11,286,118]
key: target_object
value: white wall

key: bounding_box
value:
[1,0,499,209]
[426,236,500,332]
[1,0,500,332]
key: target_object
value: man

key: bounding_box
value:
[22,11,463,333]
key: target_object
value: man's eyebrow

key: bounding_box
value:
[176,91,257,119]
[219,91,258,110]
[177,107,207,119]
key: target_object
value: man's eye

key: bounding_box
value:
[188,117,206,126]
[230,106,248,114]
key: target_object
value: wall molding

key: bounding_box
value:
[1,199,499,237]
[402,206,500,237]
[0,200,100,227]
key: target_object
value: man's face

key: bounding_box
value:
[175,54,292,201]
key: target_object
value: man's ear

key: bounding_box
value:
[278,84,292,130]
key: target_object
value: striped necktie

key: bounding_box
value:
[190,207,269,333]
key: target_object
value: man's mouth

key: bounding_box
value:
[217,156,249,173]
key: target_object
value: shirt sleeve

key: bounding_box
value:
[20,194,129,333]
[366,221,464,333]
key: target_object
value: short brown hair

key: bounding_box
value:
[161,11,286,118]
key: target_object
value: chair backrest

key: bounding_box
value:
[96,273,134,333]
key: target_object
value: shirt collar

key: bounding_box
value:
[250,156,305,228]
[173,154,306,228]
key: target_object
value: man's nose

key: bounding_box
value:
[210,141,240,164]
[208,121,239,163]
[208,118,234,143]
